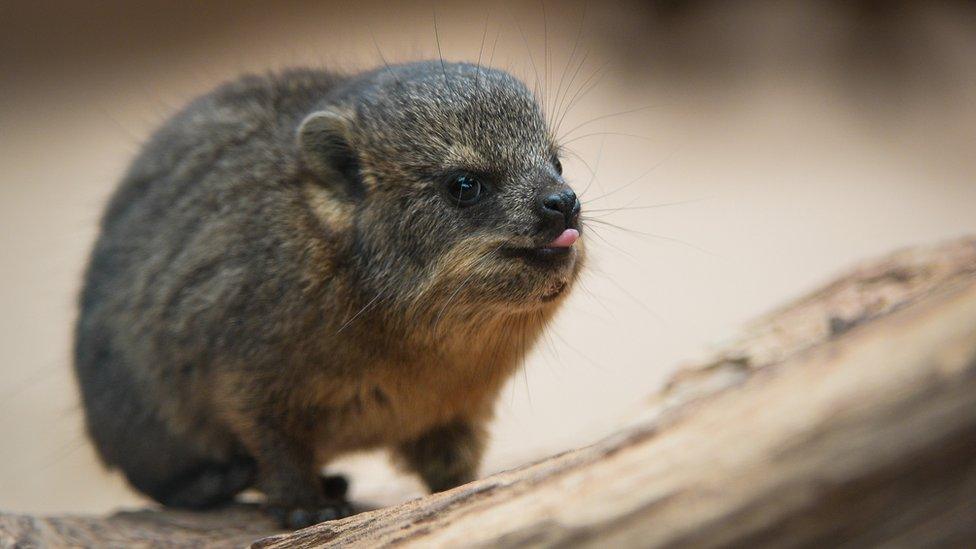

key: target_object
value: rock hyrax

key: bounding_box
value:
[74,61,584,528]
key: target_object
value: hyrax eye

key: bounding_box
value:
[447,174,483,207]
[552,155,563,175]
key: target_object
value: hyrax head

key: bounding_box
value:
[298,61,583,321]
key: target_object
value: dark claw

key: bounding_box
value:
[314,507,338,522]
[269,501,356,529]
[320,474,349,499]
[287,508,314,529]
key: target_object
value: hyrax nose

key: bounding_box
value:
[539,188,580,229]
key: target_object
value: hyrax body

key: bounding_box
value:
[74,61,583,528]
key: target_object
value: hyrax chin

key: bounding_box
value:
[74,61,584,529]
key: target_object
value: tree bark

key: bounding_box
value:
[3,237,975,548]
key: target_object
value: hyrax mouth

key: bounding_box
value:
[501,229,580,269]
[501,245,572,267]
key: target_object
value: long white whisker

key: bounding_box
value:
[335,291,384,335]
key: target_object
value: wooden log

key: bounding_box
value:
[2,237,974,548]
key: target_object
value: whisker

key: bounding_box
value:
[474,10,490,145]
[553,49,591,138]
[431,240,512,329]
[432,8,451,91]
[583,198,705,216]
[475,11,490,81]
[510,6,544,113]
[552,2,588,137]
[583,217,716,256]
[519,314,531,406]
[560,130,654,148]
[537,321,564,380]
[582,148,679,205]
[335,291,384,335]
[487,17,503,70]
[558,104,660,143]
[558,146,597,181]
[602,273,667,327]
[554,59,609,134]
[574,135,606,199]
[584,190,644,216]
[369,28,400,85]
[541,0,551,131]
[550,329,607,373]
[581,223,641,264]
[576,276,615,320]
[582,167,653,205]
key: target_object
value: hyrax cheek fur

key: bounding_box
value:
[74,61,585,529]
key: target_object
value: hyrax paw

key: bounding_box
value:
[268,500,355,529]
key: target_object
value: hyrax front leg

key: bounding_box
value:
[233,413,353,529]
[395,420,487,492]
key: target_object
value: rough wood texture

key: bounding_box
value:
[0,506,275,548]
[3,237,975,548]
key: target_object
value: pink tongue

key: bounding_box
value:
[548,228,580,248]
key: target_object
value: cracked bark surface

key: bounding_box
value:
[3,237,975,548]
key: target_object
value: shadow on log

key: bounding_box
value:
[2,237,975,548]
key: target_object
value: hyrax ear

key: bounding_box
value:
[297,109,365,201]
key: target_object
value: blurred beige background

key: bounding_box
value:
[2,0,975,514]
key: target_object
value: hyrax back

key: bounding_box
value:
[75,62,583,528]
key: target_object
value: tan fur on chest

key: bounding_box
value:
[310,315,547,462]
[309,355,504,461]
